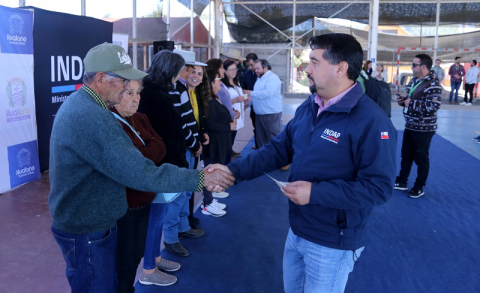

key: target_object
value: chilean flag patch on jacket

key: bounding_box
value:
[381,132,389,139]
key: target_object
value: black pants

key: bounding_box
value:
[464,83,475,103]
[116,205,151,293]
[250,106,258,147]
[398,129,435,189]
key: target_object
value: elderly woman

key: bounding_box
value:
[373,63,388,82]
[109,79,176,292]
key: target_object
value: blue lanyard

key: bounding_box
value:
[112,112,145,146]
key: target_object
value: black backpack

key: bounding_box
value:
[360,75,392,118]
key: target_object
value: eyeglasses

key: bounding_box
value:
[227,68,238,72]
[214,77,222,80]
[105,72,130,88]
[412,63,423,68]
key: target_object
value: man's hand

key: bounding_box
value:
[454,74,461,79]
[203,133,209,145]
[404,98,411,108]
[203,164,235,192]
[243,89,251,95]
[234,110,240,119]
[396,94,405,106]
[281,181,312,205]
[194,144,203,157]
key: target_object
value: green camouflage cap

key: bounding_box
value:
[84,43,148,80]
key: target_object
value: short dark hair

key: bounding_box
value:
[472,60,477,66]
[144,50,184,89]
[245,53,258,62]
[222,60,239,88]
[206,58,223,71]
[415,54,433,70]
[435,59,441,62]
[255,59,271,70]
[455,56,461,61]
[307,33,363,81]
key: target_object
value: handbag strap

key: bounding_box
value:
[112,112,145,146]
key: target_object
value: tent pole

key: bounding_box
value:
[433,1,440,61]
[370,0,379,69]
[81,0,86,15]
[208,0,212,59]
[191,0,194,51]
[367,2,372,59]
[133,0,137,69]
[291,0,296,93]
[166,0,171,41]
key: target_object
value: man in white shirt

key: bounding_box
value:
[243,59,283,148]
[461,59,479,105]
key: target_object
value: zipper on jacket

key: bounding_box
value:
[340,229,344,237]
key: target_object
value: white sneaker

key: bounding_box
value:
[201,199,226,210]
[212,199,226,210]
[212,191,229,198]
[459,102,467,105]
[465,103,472,106]
[202,203,226,217]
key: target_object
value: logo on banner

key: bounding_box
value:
[5,77,31,123]
[7,14,27,45]
[118,51,132,65]
[8,140,40,188]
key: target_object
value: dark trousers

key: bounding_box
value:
[398,129,435,189]
[255,112,283,148]
[465,83,475,103]
[116,205,151,293]
[51,225,118,293]
[189,156,200,227]
[202,156,216,206]
[250,106,258,147]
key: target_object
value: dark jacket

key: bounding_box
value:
[400,70,441,132]
[228,83,397,250]
[110,107,166,207]
[205,98,232,164]
[139,81,189,168]
[241,69,257,91]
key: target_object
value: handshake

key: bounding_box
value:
[203,164,235,192]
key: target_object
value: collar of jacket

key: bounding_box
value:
[411,69,436,84]
[308,82,364,115]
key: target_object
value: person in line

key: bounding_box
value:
[432,59,445,84]
[138,50,204,260]
[206,59,239,197]
[461,59,479,106]
[242,59,283,149]
[197,69,237,217]
[448,56,465,104]
[186,65,226,217]
[110,80,180,291]
[363,60,373,76]
[48,43,234,292]
[372,63,388,82]
[185,64,210,227]
[395,54,442,198]
[241,53,259,149]
[222,60,247,158]
[226,33,397,293]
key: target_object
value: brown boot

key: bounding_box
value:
[280,165,290,171]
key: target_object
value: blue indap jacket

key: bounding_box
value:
[228,83,397,250]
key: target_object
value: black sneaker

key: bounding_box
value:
[394,180,408,191]
[408,187,424,198]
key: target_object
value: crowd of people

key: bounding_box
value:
[47,34,479,293]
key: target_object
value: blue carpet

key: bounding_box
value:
[136,131,480,293]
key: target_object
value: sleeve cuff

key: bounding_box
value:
[196,170,205,192]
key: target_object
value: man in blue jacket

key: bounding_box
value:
[227,34,397,292]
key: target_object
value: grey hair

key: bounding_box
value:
[377,63,384,68]
[255,59,271,70]
[144,50,185,89]
[83,71,125,85]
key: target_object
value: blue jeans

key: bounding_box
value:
[163,149,196,244]
[51,225,118,293]
[143,203,168,270]
[283,228,364,293]
[450,81,461,102]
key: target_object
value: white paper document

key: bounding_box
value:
[264,173,289,190]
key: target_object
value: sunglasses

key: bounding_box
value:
[412,63,423,68]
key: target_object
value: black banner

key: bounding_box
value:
[23,7,112,171]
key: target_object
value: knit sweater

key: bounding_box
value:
[48,87,201,234]
[400,70,442,132]
[110,106,166,207]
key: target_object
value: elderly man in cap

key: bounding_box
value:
[48,43,234,292]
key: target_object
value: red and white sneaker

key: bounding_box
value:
[202,203,226,217]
